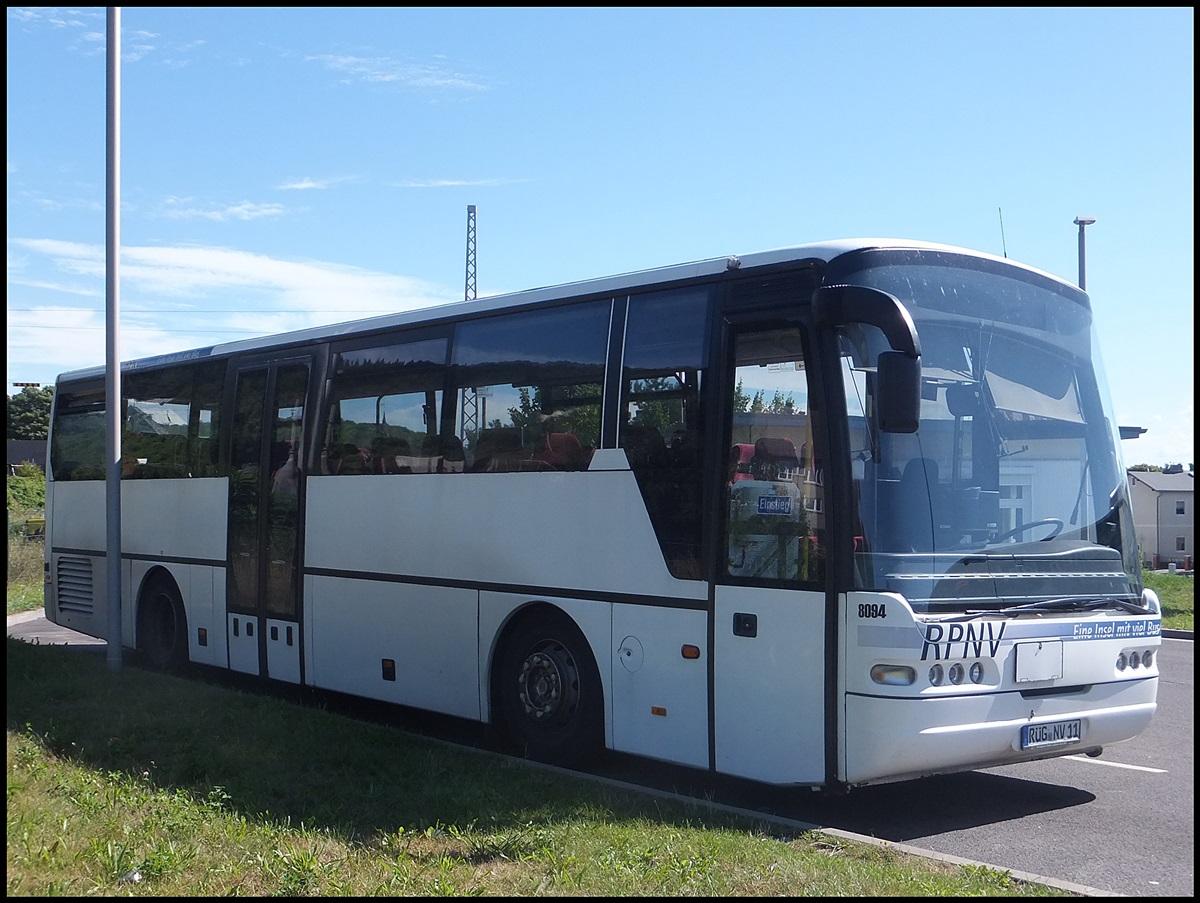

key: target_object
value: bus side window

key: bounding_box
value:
[324,336,450,477]
[423,434,465,473]
[450,302,609,472]
[535,431,589,471]
[470,427,525,473]
[330,443,369,475]
[370,436,412,474]
[120,360,224,480]
[621,285,712,580]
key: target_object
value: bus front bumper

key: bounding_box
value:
[842,676,1158,786]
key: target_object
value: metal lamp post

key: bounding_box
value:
[1074,216,1096,290]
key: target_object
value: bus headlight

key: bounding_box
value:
[1115,653,1127,671]
[969,661,984,684]
[948,663,965,685]
[1129,651,1140,669]
[1142,650,1154,668]
[871,664,916,686]
[929,664,944,686]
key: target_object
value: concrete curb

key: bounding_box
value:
[7,609,45,626]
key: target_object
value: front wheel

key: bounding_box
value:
[138,575,189,671]
[496,611,602,765]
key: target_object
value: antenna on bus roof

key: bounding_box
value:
[465,204,478,302]
[998,207,1008,258]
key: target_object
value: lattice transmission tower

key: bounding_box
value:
[464,204,477,302]
[460,205,482,438]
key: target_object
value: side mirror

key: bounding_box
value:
[877,351,920,433]
[812,283,923,433]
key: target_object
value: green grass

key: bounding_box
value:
[1144,571,1194,632]
[6,535,44,616]
[5,637,1065,897]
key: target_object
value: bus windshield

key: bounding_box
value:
[835,249,1141,614]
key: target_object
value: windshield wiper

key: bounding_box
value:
[961,597,1149,618]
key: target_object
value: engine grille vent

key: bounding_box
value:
[56,556,95,616]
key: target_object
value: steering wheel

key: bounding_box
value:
[991,518,1064,543]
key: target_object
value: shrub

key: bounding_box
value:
[6,461,46,511]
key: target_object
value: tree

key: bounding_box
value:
[6,386,54,440]
[733,378,750,413]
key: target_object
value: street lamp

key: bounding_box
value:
[1073,216,1096,291]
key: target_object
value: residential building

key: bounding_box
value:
[1127,466,1194,569]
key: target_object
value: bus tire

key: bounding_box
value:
[138,574,189,672]
[496,610,602,765]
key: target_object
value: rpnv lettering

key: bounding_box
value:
[921,621,1006,661]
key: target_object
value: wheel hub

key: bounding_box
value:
[517,642,580,724]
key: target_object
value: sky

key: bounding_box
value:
[6,7,1194,468]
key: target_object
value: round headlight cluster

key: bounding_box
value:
[1116,650,1156,671]
[929,661,985,686]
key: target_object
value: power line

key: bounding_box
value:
[10,323,268,334]
[7,307,394,314]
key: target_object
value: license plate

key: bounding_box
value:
[1021,719,1082,750]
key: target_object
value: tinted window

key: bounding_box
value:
[51,360,225,482]
[452,302,610,473]
[324,336,451,474]
[620,286,712,578]
[49,384,106,481]
[123,360,225,479]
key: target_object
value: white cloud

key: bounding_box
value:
[159,197,289,221]
[307,53,487,91]
[277,175,357,191]
[6,7,100,29]
[6,239,460,386]
[391,177,531,189]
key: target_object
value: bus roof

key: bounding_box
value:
[54,237,1069,384]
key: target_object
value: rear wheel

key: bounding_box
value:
[138,576,189,671]
[497,611,602,765]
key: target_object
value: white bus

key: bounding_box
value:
[44,238,1161,790]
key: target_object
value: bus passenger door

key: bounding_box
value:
[227,361,310,683]
[712,322,827,785]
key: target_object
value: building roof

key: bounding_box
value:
[7,439,47,471]
[1128,470,1195,493]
